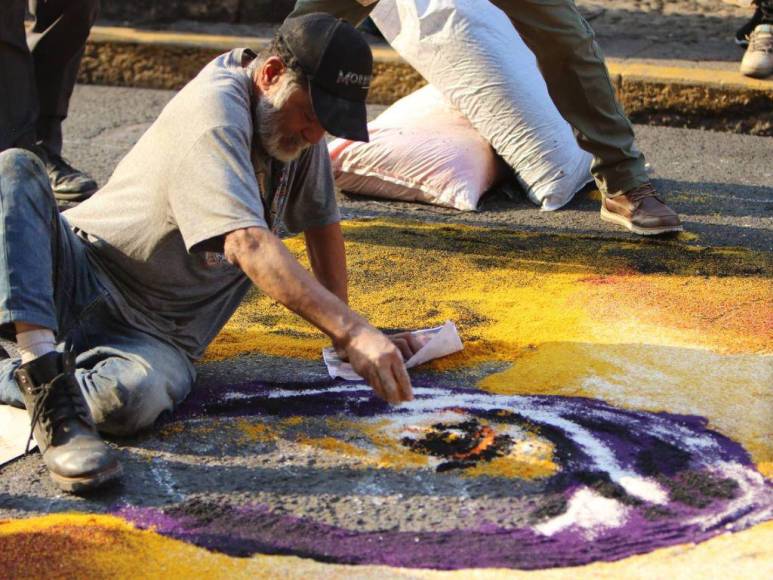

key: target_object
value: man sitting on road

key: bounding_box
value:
[0,14,416,493]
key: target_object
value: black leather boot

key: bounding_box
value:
[15,352,122,492]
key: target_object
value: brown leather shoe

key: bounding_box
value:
[600,183,682,235]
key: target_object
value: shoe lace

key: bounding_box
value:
[25,358,90,453]
[749,29,773,52]
[46,152,77,174]
[625,183,659,204]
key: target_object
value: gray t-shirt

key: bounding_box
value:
[64,49,340,360]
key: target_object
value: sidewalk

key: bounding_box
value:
[80,4,772,135]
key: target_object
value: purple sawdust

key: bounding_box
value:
[126,377,772,570]
[116,490,768,570]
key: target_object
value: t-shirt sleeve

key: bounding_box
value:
[168,124,268,253]
[282,140,341,234]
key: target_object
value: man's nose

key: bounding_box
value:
[303,120,325,145]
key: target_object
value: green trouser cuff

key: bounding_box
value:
[593,155,650,198]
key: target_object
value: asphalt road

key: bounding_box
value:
[60,84,772,251]
[0,85,770,574]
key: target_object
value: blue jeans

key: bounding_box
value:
[0,149,195,435]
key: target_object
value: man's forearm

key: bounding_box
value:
[304,222,348,305]
[224,227,358,345]
[223,225,413,404]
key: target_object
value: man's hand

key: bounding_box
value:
[388,331,426,362]
[337,325,413,404]
[335,330,425,362]
[224,226,413,405]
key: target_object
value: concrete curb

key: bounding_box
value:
[80,25,772,135]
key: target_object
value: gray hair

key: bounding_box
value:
[247,32,308,89]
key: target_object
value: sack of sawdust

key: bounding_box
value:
[371,0,593,210]
[329,85,506,211]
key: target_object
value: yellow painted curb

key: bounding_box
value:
[89,26,270,52]
[87,25,772,93]
[606,59,772,92]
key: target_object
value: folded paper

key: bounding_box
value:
[0,406,35,467]
[323,321,463,381]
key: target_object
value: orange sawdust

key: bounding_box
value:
[321,418,430,469]
[313,417,556,479]
[579,274,772,354]
[1,514,771,578]
[158,422,185,437]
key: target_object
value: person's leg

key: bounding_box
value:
[741,0,773,78]
[0,0,38,151]
[72,309,196,436]
[2,316,197,436]
[490,0,680,234]
[27,0,99,199]
[28,0,99,155]
[736,2,763,47]
[760,0,773,23]
[491,0,644,197]
[289,0,374,25]
[0,148,119,491]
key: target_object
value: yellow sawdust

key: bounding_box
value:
[204,219,771,474]
[296,436,368,457]
[586,188,603,202]
[324,418,430,468]
[235,419,276,443]
[158,420,218,438]
[1,514,771,579]
[235,416,312,444]
[158,422,185,437]
[676,231,700,242]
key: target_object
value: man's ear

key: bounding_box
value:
[258,56,286,91]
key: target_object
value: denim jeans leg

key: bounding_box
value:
[72,305,196,436]
[0,148,104,406]
[0,300,195,434]
[0,149,61,332]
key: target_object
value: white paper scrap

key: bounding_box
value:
[0,406,34,467]
[323,321,464,381]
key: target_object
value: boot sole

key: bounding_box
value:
[50,462,123,493]
[53,190,95,203]
[739,66,773,78]
[600,207,683,236]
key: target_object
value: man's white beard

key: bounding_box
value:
[255,76,311,163]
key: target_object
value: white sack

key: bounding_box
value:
[329,85,505,211]
[371,0,593,210]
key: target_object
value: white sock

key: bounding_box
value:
[16,329,56,364]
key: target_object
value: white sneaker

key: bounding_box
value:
[740,24,773,78]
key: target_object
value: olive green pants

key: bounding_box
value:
[291,0,648,197]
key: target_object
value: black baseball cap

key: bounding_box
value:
[278,13,372,142]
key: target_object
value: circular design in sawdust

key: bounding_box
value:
[117,378,772,570]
